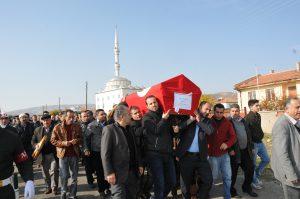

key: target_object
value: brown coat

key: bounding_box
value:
[51,121,82,159]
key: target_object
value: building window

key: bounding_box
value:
[288,86,297,97]
[248,91,256,100]
[265,88,275,100]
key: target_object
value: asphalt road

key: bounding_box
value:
[17,165,284,199]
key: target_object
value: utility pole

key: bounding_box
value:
[85,81,88,110]
[58,97,61,111]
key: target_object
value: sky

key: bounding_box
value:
[0,0,300,111]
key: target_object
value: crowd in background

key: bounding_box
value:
[0,96,299,199]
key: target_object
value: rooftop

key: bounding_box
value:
[234,68,300,90]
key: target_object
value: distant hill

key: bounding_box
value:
[7,104,95,116]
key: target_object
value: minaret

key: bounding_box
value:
[114,27,120,77]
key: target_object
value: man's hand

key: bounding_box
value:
[162,109,171,120]
[35,143,40,149]
[189,115,196,121]
[84,150,90,156]
[229,151,235,156]
[176,157,180,161]
[172,125,179,133]
[70,139,77,145]
[195,114,201,123]
[139,167,144,175]
[291,179,300,184]
[220,143,228,150]
[107,173,116,185]
[65,141,72,147]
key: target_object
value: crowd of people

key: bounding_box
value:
[0,95,299,199]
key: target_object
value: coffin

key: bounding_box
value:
[124,74,202,115]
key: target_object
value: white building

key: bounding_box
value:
[234,62,300,111]
[95,28,142,113]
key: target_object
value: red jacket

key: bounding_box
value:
[207,116,236,157]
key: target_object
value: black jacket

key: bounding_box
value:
[32,126,56,158]
[142,109,174,154]
[1,124,18,134]
[176,118,214,160]
[0,128,33,182]
[129,120,144,152]
[15,122,35,154]
[244,111,264,143]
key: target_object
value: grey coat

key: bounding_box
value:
[101,123,130,184]
[271,114,300,188]
[85,120,106,152]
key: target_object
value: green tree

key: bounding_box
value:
[49,109,60,116]
[200,94,216,105]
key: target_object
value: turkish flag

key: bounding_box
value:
[124,74,202,115]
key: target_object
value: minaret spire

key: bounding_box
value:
[114,26,120,77]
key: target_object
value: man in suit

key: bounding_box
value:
[15,113,35,163]
[175,102,214,199]
[271,97,300,199]
[85,109,110,198]
[101,105,141,199]
[32,113,59,195]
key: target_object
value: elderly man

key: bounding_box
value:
[51,109,82,199]
[0,113,18,133]
[101,105,141,199]
[85,109,110,198]
[15,113,35,163]
[32,113,59,195]
[271,98,300,199]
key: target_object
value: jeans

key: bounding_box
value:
[209,153,232,199]
[146,152,176,199]
[252,142,270,184]
[59,156,79,197]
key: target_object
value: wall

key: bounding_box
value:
[239,85,283,111]
[259,110,284,134]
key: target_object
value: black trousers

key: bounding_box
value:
[91,151,110,192]
[0,185,15,199]
[83,154,94,185]
[179,154,212,199]
[230,148,254,193]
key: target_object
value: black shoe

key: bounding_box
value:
[242,189,258,197]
